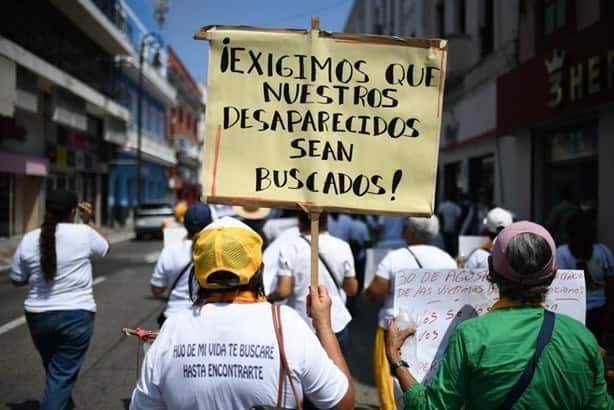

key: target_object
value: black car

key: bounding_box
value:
[134,202,174,239]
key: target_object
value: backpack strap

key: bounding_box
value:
[164,262,193,302]
[499,310,555,409]
[406,247,423,268]
[272,304,302,410]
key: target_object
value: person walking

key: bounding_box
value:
[364,215,456,410]
[268,212,358,353]
[130,217,354,409]
[387,221,613,409]
[462,207,513,269]
[556,212,613,346]
[9,190,110,410]
[437,195,462,256]
[150,202,212,326]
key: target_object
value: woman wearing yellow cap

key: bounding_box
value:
[130,217,355,409]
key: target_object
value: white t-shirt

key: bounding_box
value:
[278,232,355,333]
[375,245,456,328]
[437,201,462,233]
[556,244,614,310]
[150,239,194,318]
[463,248,490,270]
[130,303,348,410]
[10,223,109,312]
[262,226,300,297]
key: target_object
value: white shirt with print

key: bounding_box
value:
[278,232,355,333]
[376,245,456,328]
[10,223,109,312]
[556,243,614,310]
[130,303,348,410]
[150,239,194,318]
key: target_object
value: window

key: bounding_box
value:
[436,2,445,37]
[544,0,566,35]
[457,0,466,34]
[480,0,494,57]
[374,6,383,34]
[178,107,183,123]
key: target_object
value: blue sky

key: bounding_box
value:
[128,0,354,84]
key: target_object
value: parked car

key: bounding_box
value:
[134,202,174,240]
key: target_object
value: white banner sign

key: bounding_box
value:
[457,235,489,257]
[393,269,585,383]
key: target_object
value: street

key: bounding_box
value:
[0,238,380,409]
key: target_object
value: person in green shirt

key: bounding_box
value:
[386,221,613,409]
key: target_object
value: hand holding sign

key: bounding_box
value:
[393,268,586,383]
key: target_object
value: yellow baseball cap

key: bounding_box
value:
[192,217,263,289]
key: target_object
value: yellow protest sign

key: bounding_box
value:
[195,25,447,215]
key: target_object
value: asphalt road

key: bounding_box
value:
[0,238,381,409]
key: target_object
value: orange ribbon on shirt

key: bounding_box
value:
[205,290,266,304]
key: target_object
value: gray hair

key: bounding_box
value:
[488,232,554,303]
[407,215,439,244]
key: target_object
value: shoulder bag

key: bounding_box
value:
[272,304,302,410]
[498,310,555,409]
[156,262,192,327]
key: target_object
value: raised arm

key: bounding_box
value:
[309,285,354,410]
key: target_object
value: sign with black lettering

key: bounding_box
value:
[196,25,447,215]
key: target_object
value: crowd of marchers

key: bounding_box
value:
[8,189,614,409]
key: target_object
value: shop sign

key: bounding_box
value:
[545,48,614,108]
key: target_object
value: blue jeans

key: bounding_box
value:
[335,326,350,354]
[26,310,95,410]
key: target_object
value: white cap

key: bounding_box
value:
[485,207,513,234]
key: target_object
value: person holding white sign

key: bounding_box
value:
[364,215,456,410]
[131,217,355,409]
[462,207,513,269]
[386,221,613,409]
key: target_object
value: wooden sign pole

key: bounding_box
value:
[298,202,323,287]
[311,16,320,30]
[309,211,321,287]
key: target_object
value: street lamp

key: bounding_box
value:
[137,32,163,208]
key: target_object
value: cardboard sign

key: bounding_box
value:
[393,269,585,383]
[457,235,490,257]
[196,26,447,215]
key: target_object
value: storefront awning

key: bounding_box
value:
[0,151,48,176]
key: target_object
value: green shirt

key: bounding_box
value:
[404,307,613,409]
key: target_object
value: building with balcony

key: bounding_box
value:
[108,0,177,225]
[0,0,133,236]
[166,47,202,205]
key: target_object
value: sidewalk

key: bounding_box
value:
[0,224,135,273]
